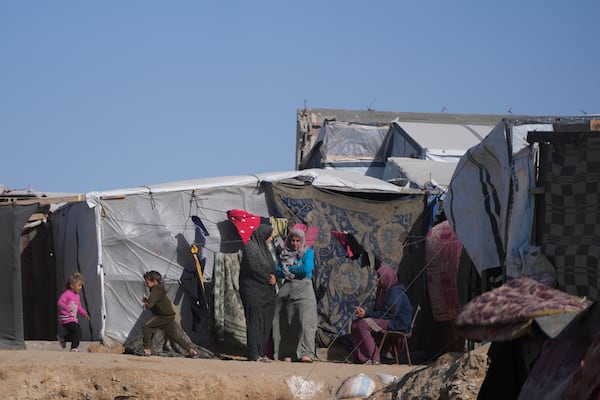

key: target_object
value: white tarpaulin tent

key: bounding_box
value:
[50,168,421,346]
[383,157,458,190]
[392,120,493,162]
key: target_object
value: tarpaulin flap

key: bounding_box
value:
[0,203,40,349]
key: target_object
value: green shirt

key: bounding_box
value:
[147,283,175,317]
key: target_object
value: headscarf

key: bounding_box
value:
[375,265,398,310]
[241,224,275,280]
[278,229,307,281]
[279,228,307,267]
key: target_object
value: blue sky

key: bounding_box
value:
[2,1,599,194]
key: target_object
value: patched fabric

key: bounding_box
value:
[541,136,600,300]
[456,277,591,341]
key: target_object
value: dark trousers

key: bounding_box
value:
[243,299,275,361]
[61,322,82,350]
[143,315,191,352]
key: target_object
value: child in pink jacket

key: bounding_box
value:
[57,272,90,352]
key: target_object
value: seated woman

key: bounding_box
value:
[351,265,412,364]
[272,228,318,363]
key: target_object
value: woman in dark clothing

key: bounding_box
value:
[351,265,412,364]
[239,224,277,362]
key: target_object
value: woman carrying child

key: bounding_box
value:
[273,228,318,363]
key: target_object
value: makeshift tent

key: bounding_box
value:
[299,121,400,178]
[0,189,87,350]
[445,116,600,299]
[49,169,425,348]
[295,108,507,172]
[300,119,495,180]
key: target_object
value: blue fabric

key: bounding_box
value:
[365,283,412,332]
[276,248,315,279]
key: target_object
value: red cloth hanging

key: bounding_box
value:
[227,209,262,246]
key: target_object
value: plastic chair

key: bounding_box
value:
[377,304,421,366]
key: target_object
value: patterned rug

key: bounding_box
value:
[426,220,463,322]
[455,277,591,341]
[268,182,425,346]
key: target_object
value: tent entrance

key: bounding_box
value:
[20,217,58,340]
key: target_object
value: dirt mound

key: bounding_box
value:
[0,342,490,399]
[394,343,490,400]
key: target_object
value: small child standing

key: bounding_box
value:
[57,272,90,352]
[142,270,198,357]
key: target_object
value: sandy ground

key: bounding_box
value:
[0,341,490,400]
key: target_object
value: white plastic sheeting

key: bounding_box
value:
[392,121,493,160]
[444,119,553,274]
[383,157,458,190]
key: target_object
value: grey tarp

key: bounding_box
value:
[0,203,40,349]
[299,120,398,178]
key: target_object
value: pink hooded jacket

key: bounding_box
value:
[57,289,89,325]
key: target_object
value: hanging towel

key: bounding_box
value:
[270,217,289,238]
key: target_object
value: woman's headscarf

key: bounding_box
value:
[375,265,398,310]
[243,224,275,273]
[279,228,307,266]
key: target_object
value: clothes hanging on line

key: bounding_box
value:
[331,231,371,268]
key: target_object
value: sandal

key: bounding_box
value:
[134,349,151,357]
[301,355,313,363]
[188,348,199,358]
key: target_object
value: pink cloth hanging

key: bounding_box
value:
[292,223,319,248]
